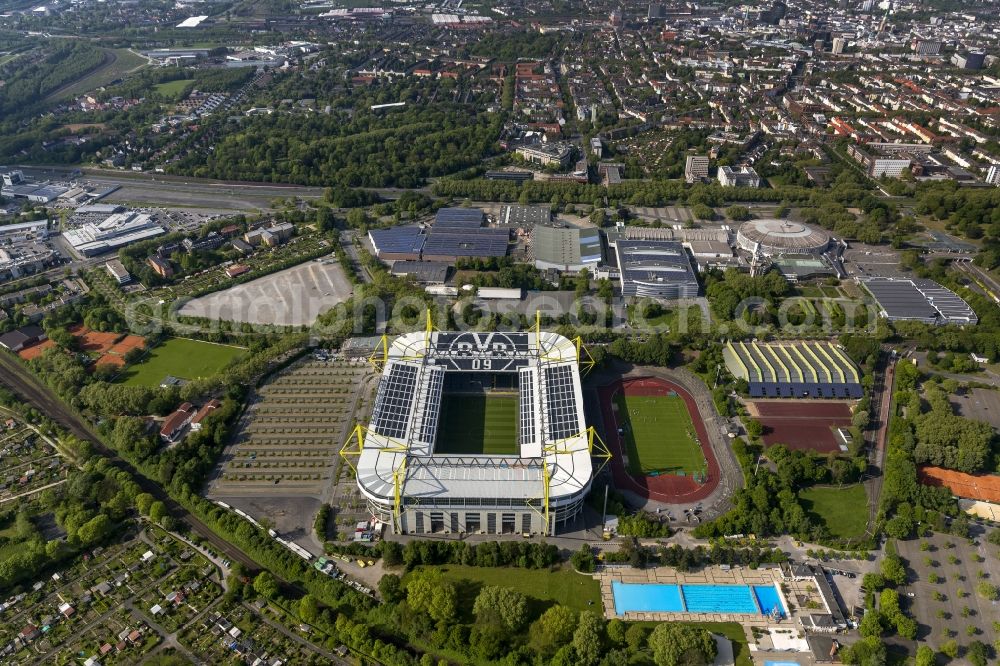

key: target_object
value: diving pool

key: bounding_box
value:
[611,581,787,617]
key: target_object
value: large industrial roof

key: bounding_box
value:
[355,331,592,506]
[862,277,977,325]
[723,340,863,399]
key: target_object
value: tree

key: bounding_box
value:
[879,554,906,587]
[966,640,989,666]
[975,581,998,600]
[745,419,764,438]
[253,571,279,600]
[725,205,751,221]
[852,410,870,429]
[148,500,167,523]
[571,544,595,572]
[692,204,715,220]
[845,637,886,666]
[533,605,577,649]
[135,493,155,515]
[407,571,457,624]
[914,646,935,666]
[298,594,321,623]
[649,624,717,666]
[573,612,605,666]
[939,640,959,660]
[378,574,404,603]
[474,586,528,631]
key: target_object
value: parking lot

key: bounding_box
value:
[207,357,375,549]
[895,530,1000,647]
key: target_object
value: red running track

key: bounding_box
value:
[597,377,720,504]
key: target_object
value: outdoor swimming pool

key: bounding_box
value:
[611,581,787,617]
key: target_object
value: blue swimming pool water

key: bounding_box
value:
[754,585,785,617]
[765,661,801,666]
[612,581,786,617]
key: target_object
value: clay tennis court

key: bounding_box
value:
[920,466,1000,504]
[17,339,56,361]
[18,324,144,369]
[598,377,719,503]
[748,400,853,453]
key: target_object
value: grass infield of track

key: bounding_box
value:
[614,393,706,476]
[435,393,518,455]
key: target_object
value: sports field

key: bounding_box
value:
[119,337,246,387]
[435,393,518,455]
[798,484,868,539]
[614,392,706,476]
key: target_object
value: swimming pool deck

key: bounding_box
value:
[597,565,795,625]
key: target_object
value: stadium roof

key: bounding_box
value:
[862,277,977,325]
[355,331,592,508]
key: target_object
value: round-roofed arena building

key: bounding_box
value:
[342,329,608,537]
[736,219,831,256]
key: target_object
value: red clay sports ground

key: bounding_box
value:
[598,377,720,503]
[749,401,853,454]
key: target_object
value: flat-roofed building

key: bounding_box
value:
[531,222,602,272]
[717,165,761,188]
[105,259,131,284]
[684,155,710,183]
[614,239,699,299]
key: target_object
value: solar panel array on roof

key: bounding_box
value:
[422,226,509,260]
[543,365,579,440]
[863,278,977,325]
[369,226,426,258]
[371,362,419,439]
[434,207,485,228]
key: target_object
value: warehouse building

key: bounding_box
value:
[862,278,977,325]
[614,240,699,298]
[531,221,601,272]
[63,211,166,257]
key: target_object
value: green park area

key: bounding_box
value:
[435,394,519,455]
[153,78,195,99]
[614,393,705,476]
[120,337,246,387]
[798,484,868,539]
[409,564,601,615]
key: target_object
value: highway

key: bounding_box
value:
[0,351,263,574]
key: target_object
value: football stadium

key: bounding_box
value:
[342,325,609,536]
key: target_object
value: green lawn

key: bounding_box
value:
[119,337,246,387]
[436,394,518,455]
[153,78,194,99]
[408,564,601,616]
[799,484,868,539]
[614,393,706,476]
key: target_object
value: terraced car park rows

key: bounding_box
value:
[216,359,372,496]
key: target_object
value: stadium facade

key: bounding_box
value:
[735,219,831,257]
[342,325,608,536]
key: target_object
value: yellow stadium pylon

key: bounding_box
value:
[368,334,388,372]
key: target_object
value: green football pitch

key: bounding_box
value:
[614,393,706,476]
[436,394,519,455]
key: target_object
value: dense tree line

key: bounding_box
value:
[0,42,104,119]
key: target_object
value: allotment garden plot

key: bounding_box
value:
[211,359,372,499]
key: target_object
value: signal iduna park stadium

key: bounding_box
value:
[342,328,608,537]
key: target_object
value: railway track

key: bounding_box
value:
[0,351,262,573]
